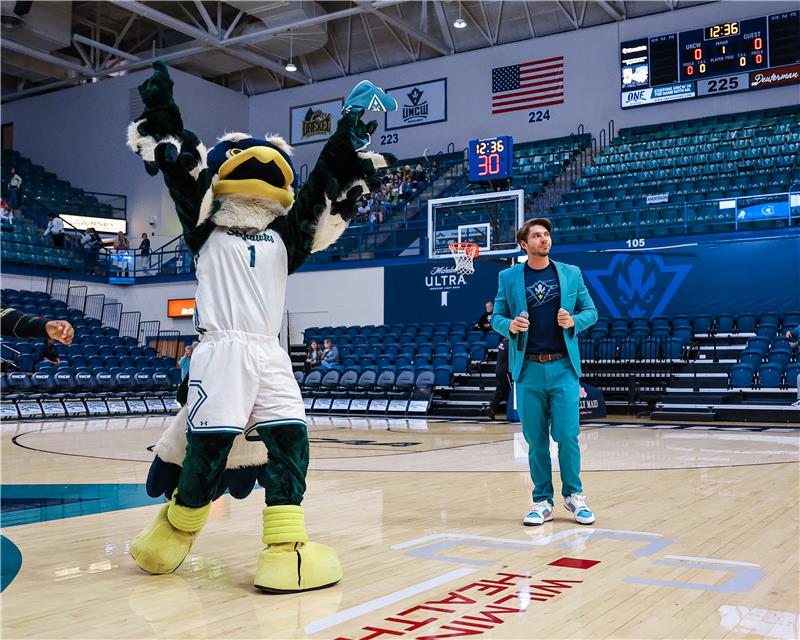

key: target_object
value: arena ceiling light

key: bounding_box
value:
[453,2,467,29]
[285,29,297,72]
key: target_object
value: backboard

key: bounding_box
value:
[427,189,525,260]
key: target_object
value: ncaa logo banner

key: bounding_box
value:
[289,97,343,146]
[384,78,448,131]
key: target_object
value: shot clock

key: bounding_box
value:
[620,9,799,108]
[468,136,514,182]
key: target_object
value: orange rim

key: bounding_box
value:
[448,242,480,257]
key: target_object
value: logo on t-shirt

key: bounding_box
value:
[527,280,558,306]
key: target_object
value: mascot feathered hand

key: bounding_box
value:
[126,61,396,592]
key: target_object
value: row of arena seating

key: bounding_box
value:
[579,336,688,362]
[3,366,182,396]
[1,288,184,419]
[549,106,800,241]
[1,366,183,420]
[590,312,800,335]
[305,322,498,340]
[320,343,487,371]
[2,149,112,218]
[730,362,800,390]
[1,221,86,271]
[300,362,456,387]
[296,367,436,415]
[740,336,798,365]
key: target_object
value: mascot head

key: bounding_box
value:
[205,132,297,231]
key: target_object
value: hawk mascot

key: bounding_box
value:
[126,61,396,592]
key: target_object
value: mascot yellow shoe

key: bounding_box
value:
[254,505,342,593]
[131,492,211,574]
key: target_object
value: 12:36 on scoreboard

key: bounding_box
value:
[620,9,799,108]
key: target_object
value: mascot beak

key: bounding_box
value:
[213,146,295,208]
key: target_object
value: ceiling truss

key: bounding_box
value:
[1,0,716,103]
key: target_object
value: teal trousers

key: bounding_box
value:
[516,358,582,504]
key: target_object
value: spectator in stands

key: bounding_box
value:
[305,340,323,373]
[320,338,339,370]
[43,213,65,248]
[399,177,414,201]
[138,232,152,273]
[178,235,192,273]
[80,227,103,275]
[178,344,194,381]
[1,307,74,344]
[0,199,13,226]
[413,163,427,185]
[7,168,21,212]
[786,324,800,349]
[357,198,370,222]
[474,301,494,332]
[481,337,510,419]
[113,230,130,251]
[369,199,383,227]
[113,231,131,277]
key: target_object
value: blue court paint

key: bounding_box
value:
[1,536,22,592]
[0,484,163,528]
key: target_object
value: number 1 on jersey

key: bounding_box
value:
[248,245,256,268]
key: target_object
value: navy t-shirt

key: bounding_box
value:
[524,262,566,355]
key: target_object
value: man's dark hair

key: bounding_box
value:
[516,217,552,245]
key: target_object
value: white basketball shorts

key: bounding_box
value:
[185,330,306,438]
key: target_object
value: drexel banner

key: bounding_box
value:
[290,98,343,146]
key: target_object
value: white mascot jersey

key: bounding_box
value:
[194,226,288,336]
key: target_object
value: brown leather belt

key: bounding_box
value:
[525,352,567,363]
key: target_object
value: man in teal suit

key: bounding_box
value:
[491,218,598,526]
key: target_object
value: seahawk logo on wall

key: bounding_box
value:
[301,108,333,139]
[402,87,429,123]
[584,254,692,318]
[385,78,447,131]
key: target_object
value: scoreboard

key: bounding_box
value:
[620,10,799,108]
[468,136,514,182]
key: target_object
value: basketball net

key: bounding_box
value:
[448,242,479,275]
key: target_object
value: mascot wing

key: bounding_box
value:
[270,81,398,274]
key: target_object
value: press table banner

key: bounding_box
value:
[383,235,798,323]
[384,261,507,324]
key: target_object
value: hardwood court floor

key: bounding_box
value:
[1,416,798,640]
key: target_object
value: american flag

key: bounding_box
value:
[491,56,565,114]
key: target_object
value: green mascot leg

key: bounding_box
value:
[253,423,342,593]
[131,432,235,575]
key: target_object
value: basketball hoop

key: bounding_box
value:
[448,242,480,275]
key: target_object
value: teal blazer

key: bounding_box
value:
[491,260,598,381]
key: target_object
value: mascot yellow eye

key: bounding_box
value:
[226,148,243,158]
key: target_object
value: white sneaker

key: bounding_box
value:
[523,501,554,526]
[564,493,595,525]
